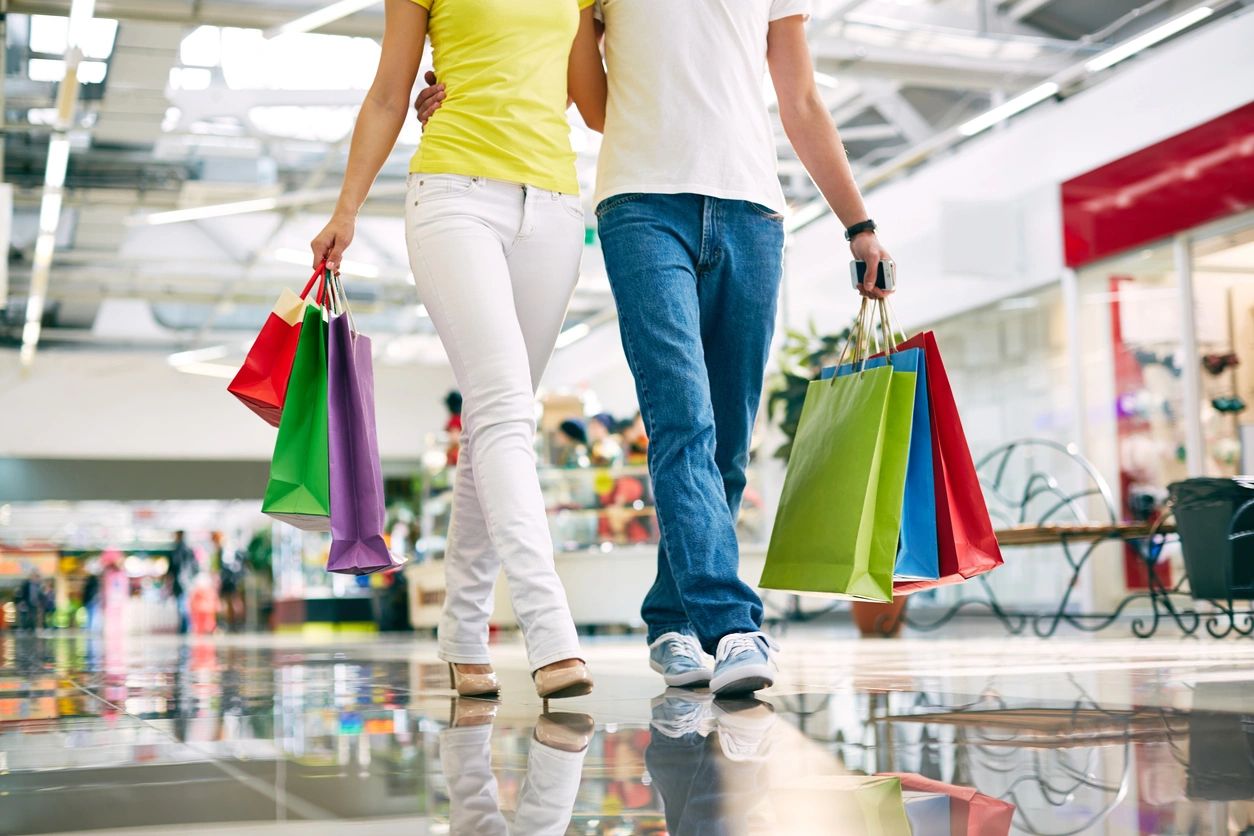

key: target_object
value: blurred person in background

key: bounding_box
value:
[40,579,57,629]
[167,531,197,635]
[81,568,102,633]
[310,0,608,700]
[17,570,42,631]
[218,546,246,633]
[444,390,463,467]
[189,574,219,635]
[556,419,591,468]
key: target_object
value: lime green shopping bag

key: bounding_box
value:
[760,342,916,602]
[774,776,912,835]
[262,301,331,530]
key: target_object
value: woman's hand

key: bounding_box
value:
[850,232,894,300]
[311,212,356,273]
[414,70,445,127]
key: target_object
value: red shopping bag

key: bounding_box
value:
[882,774,1014,836]
[228,262,327,426]
[889,331,1003,594]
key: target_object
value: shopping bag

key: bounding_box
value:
[325,273,396,575]
[882,774,1015,836]
[774,776,912,835]
[228,262,327,426]
[889,330,1004,595]
[823,345,940,581]
[262,292,331,531]
[761,302,916,602]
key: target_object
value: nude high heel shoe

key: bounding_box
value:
[533,659,594,699]
[449,663,500,698]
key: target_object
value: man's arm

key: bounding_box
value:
[767,15,893,299]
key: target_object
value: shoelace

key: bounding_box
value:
[719,632,779,661]
[664,636,701,664]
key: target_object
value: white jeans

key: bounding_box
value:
[405,173,585,671]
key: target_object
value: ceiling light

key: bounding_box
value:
[957,81,1059,137]
[38,192,63,233]
[1085,6,1214,73]
[43,136,70,190]
[172,362,238,380]
[138,197,280,226]
[266,0,380,39]
[813,71,840,89]
[67,0,97,50]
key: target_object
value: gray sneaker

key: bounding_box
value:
[710,632,779,697]
[648,632,713,687]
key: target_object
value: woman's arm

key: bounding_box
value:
[568,7,607,132]
[767,15,894,299]
[312,0,427,271]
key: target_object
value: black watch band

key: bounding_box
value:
[845,219,877,241]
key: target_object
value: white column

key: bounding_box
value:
[1175,234,1205,475]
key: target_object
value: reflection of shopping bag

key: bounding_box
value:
[325,273,396,575]
[262,295,331,531]
[762,301,916,602]
[228,262,326,426]
[889,330,1003,595]
[882,773,1015,836]
[775,776,912,835]
[824,344,939,581]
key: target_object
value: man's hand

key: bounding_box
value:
[850,232,894,300]
[414,70,445,128]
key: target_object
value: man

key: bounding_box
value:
[167,530,197,635]
[416,0,893,696]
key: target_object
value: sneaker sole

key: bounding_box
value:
[650,660,713,688]
[710,665,775,696]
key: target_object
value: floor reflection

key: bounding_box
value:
[1,631,1252,834]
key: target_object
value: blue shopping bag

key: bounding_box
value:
[823,346,940,580]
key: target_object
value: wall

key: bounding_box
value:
[784,9,1254,338]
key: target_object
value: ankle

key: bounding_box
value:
[538,658,583,673]
[452,663,494,675]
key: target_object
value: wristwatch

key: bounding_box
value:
[845,219,877,241]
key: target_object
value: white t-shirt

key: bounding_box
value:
[594,0,811,213]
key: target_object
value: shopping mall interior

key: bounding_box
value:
[2,0,1254,833]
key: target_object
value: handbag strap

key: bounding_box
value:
[326,269,358,336]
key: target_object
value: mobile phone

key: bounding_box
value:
[850,260,896,292]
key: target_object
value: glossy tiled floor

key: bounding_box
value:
[2,626,1253,835]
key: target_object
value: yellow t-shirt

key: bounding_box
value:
[409,0,593,195]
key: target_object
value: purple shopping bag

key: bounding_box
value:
[326,275,398,575]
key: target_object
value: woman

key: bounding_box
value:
[312,0,607,699]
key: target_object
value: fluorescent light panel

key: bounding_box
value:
[958,81,1059,137]
[273,247,382,279]
[268,0,380,38]
[1085,6,1214,73]
[141,197,280,225]
[555,322,592,349]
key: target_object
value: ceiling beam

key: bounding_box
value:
[1001,0,1057,22]
[811,39,1063,90]
[8,0,385,38]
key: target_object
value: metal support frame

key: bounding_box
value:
[1175,234,1205,476]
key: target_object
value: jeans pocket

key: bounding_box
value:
[595,192,646,219]
[413,175,475,205]
[745,201,785,222]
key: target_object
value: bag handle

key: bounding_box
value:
[301,259,329,302]
[834,298,873,380]
[879,298,909,347]
[326,268,359,336]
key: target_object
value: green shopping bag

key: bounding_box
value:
[262,301,331,530]
[760,303,916,602]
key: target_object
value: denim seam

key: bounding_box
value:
[595,192,645,218]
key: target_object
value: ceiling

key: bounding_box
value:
[0,0,1239,371]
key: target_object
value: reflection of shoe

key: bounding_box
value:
[651,687,714,739]
[713,698,777,762]
[534,659,594,699]
[450,696,498,728]
[710,632,778,697]
[534,712,595,753]
[649,632,713,687]
[449,662,500,697]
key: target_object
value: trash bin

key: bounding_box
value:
[1168,478,1254,600]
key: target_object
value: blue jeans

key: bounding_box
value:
[597,193,784,654]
